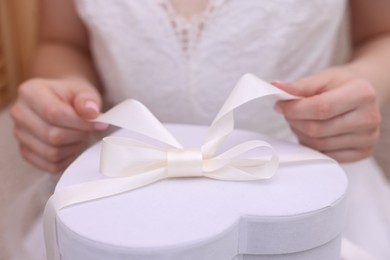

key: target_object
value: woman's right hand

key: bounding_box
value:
[10,78,108,173]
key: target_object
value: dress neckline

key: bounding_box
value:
[158,0,226,57]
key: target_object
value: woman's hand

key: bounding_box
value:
[273,66,381,163]
[10,78,108,173]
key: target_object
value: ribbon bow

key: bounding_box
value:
[102,135,277,180]
[43,74,328,260]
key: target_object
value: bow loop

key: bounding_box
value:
[204,140,279,181]
[101,137,167,177]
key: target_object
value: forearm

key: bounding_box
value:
[347,0,390,108]
[32,41,101,88]
[347,34,390,108]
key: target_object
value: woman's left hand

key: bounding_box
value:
[273,66,381,163]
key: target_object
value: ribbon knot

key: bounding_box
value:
[167,148,203,178]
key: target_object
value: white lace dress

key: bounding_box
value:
[27,0,390,259]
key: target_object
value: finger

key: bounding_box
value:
[12,102,91,146]
[325,148,374,163]
[277,80,376,120]
[294,129,379,152]
[287,105,381,138]
[272,72,332,97]
[20,145,80,174]
[72,84,103,120]
[19,81,95,131]
[15,126,87,163]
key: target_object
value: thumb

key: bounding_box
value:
[73,86,110,131]
[72,85,102,119]
[272,71,331,98]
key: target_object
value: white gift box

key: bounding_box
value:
[44,75,348,259]
[54,124,347,260]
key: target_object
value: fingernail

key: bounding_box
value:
[271,80,285,87]
[271,80,283,85]
[274,104,283,114]
[94,122,109,130]
[85,100,99,114]
[272,80,293,90]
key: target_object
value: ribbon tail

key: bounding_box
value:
[279,150,335,165]
[203,74,299,157]
[43,169,166,260]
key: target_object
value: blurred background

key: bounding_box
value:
[0,1,53,259]
[0,0,38,108]
[0,0,389,259]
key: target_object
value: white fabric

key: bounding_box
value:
[70,0,390,259]
[75,0,349,140]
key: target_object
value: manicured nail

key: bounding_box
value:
[271,80,284,85]
[85,100,99,114]
[274,103,283,114]
[271,80,288,89]
[94,122,109,130]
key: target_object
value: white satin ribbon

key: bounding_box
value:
[43,74,332,260]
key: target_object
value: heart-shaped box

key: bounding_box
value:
[55,124,347,260]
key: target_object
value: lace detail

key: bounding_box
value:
[159,0,223,57]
